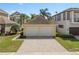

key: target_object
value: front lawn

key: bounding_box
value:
[56,34,79,52]
[0,35,23,52]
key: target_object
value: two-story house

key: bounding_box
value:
[10,11,21,24]
[52,8,79,35]
[0,9,16,35]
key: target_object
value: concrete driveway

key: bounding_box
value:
[16,39,77,55]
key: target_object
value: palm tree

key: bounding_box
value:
[25,15,30,23]
[20,14,30,25]
[40,8,51,19]
[20,14,26,25]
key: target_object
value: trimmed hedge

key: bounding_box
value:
[56,33,75,38]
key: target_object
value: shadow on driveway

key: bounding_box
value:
[18,36,55,39]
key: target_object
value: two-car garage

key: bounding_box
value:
[23,24,56,38]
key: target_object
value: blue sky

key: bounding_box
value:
[0,3,79,16]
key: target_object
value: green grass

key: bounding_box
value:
[56,36,79,52]
[0,35,23,52]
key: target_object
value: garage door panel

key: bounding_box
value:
[39,27,52,36]
[26,27,39,36]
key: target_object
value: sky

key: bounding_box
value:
[0,3,79,16]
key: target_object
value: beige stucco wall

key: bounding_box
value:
[56,11,73,35]
[56,20,70,35]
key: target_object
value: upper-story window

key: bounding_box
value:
[74,12,79,22]
[63,12,66,20]
[67,11,71,20]
[57,14,61,21]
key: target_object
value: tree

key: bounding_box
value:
[25,15,30,19]
[10,24,20,34]
[30,14,37,19]
[40,8,51,18]
[1,24,5,35]
[25,15,30,23]
[20,14,30,25]
[20,13,26,25]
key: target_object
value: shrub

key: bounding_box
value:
[10,24,20,34]
[56,33,75,38]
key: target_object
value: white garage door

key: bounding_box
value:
[24,27,53,36]
[25,27,39,36]
[39,27,52,36]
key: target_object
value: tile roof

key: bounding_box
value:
[0,9,8,15]
[27,16,50,24]
[52,8,79,16]
[0,17,16,24]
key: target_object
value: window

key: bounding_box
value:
[57,14,61,21]
[67,11,71,20]
[58,25,63,28]
[63,12,66,20]
[74,12,79,22]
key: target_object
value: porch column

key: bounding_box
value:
[65,12,67,20]
[71,11,74,22]
[61,13,63,21]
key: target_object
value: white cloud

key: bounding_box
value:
[7,10,17,15]
[11,10,16,13]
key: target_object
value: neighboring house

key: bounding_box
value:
[52,8,79,35]
[10,11,21,24]
[0,9,16,35]
[22,15,56,37]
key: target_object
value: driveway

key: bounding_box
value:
[16,39,77,55]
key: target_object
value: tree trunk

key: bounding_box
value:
[1,24,5,35]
